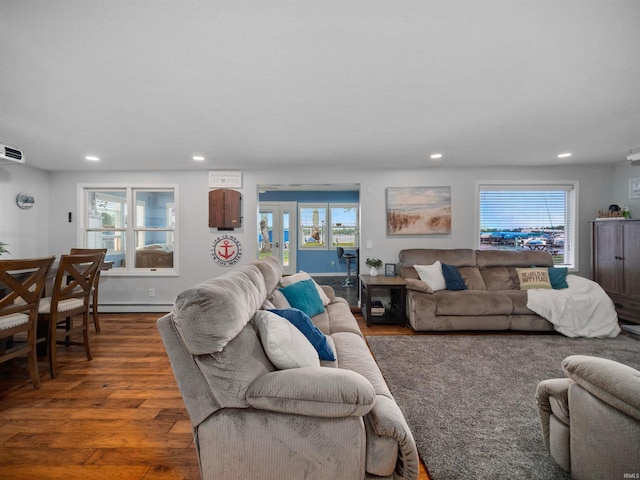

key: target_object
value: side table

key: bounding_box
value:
[360,274,407,327]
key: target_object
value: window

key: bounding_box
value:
[477,182,577,268]
[81,185,177,274]
[330,204,357,247]
[299,203,358,250]
[299,204,327,249]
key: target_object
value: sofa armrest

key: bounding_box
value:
[404,278,433,293]
[365,395,420,480]
[562,355,640,421]
[535,378,571,451]
[246,367,376,417]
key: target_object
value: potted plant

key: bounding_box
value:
[366,257,383,276]
[0,241,9,256]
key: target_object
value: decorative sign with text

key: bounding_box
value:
[209,170,242,188]
[211,235,242,266]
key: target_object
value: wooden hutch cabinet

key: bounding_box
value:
[591,219,640,323]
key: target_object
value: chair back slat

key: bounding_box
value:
[50,253,105,309]
[0,257,56,313]
[0,256,56,389]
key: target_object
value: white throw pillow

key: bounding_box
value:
[414,261,447,291]
[253,310,320,369]
[280,270,331,306]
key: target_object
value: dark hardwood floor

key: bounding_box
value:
[0,312,430,480]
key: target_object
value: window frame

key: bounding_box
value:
[329,203,358,248]
[298,203,328,250]
[78,183,178,276]
[475,180,578,270]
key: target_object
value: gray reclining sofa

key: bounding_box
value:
[157,256,419,480]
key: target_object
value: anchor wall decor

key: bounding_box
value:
[211,235,242,266]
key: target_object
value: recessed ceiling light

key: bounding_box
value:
[557,152,572,158]
[430,153,443,159]
[85,155,100,161]
[193,155,205,161]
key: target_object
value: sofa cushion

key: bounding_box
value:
[414,262,446,291]
[434,290,513,316]
[516,267,552,290]
[399,248,476,279]
[195,324,276,409]
[280,271,331,306]
[246,368,376,417]
[279,279,325,317]
[254,310,320,369]
[502,290,534,314]
[480,266,520,291]
[173,264,266,355]
[476,249,554,268]
[323,300,363,337]
[457,266,486,290]
[442,263,467,291]
[269,289,291,309]
[269,308,336,361]
[253,256,283,296]
[331,332,393,399]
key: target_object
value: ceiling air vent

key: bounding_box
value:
[0,142,25,164]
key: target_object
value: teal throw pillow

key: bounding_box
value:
[548,267,569,289]
[269,308,336,361]
[441,263,467,291]
[278,278,325,318]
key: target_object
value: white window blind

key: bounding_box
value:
[478,182,576,268]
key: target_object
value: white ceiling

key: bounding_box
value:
[1,1,640,172]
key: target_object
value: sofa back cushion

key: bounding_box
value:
[172,264,277,410]
[475,250,554,268]
[476,250,554,291]
[173,264,267,355]
[399,249,476,279]
[253,256,283,296]
[196,324,276,409]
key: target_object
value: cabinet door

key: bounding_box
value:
[622,222,640,296]
[593,221,621,294]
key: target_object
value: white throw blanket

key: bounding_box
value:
[526,274,620,338]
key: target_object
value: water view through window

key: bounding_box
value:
[479,187,575,267]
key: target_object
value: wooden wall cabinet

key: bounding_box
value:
[591,219,640,323]
[209,189,241,229]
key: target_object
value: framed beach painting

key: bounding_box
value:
[386,186,451,235]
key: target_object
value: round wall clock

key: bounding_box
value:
[211,235,242,266]
[16,192,35,210]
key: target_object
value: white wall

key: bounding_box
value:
[611,162,640,215]
[0,163,50,258]
[1,160,626,312]
[42,164,611,311]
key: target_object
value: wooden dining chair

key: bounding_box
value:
[0,256,56,389]
[69,248,107,333]
[38,252,105,379]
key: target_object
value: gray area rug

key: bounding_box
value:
[366,334,640,480]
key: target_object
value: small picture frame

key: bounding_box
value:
[630,177,640,199]
[384,263,396,277]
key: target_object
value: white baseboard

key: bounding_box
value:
[99,304,172,313]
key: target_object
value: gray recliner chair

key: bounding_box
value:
[535,355,640,480]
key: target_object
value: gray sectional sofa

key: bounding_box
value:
[157,256,419,480]
[399,248,556,332]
